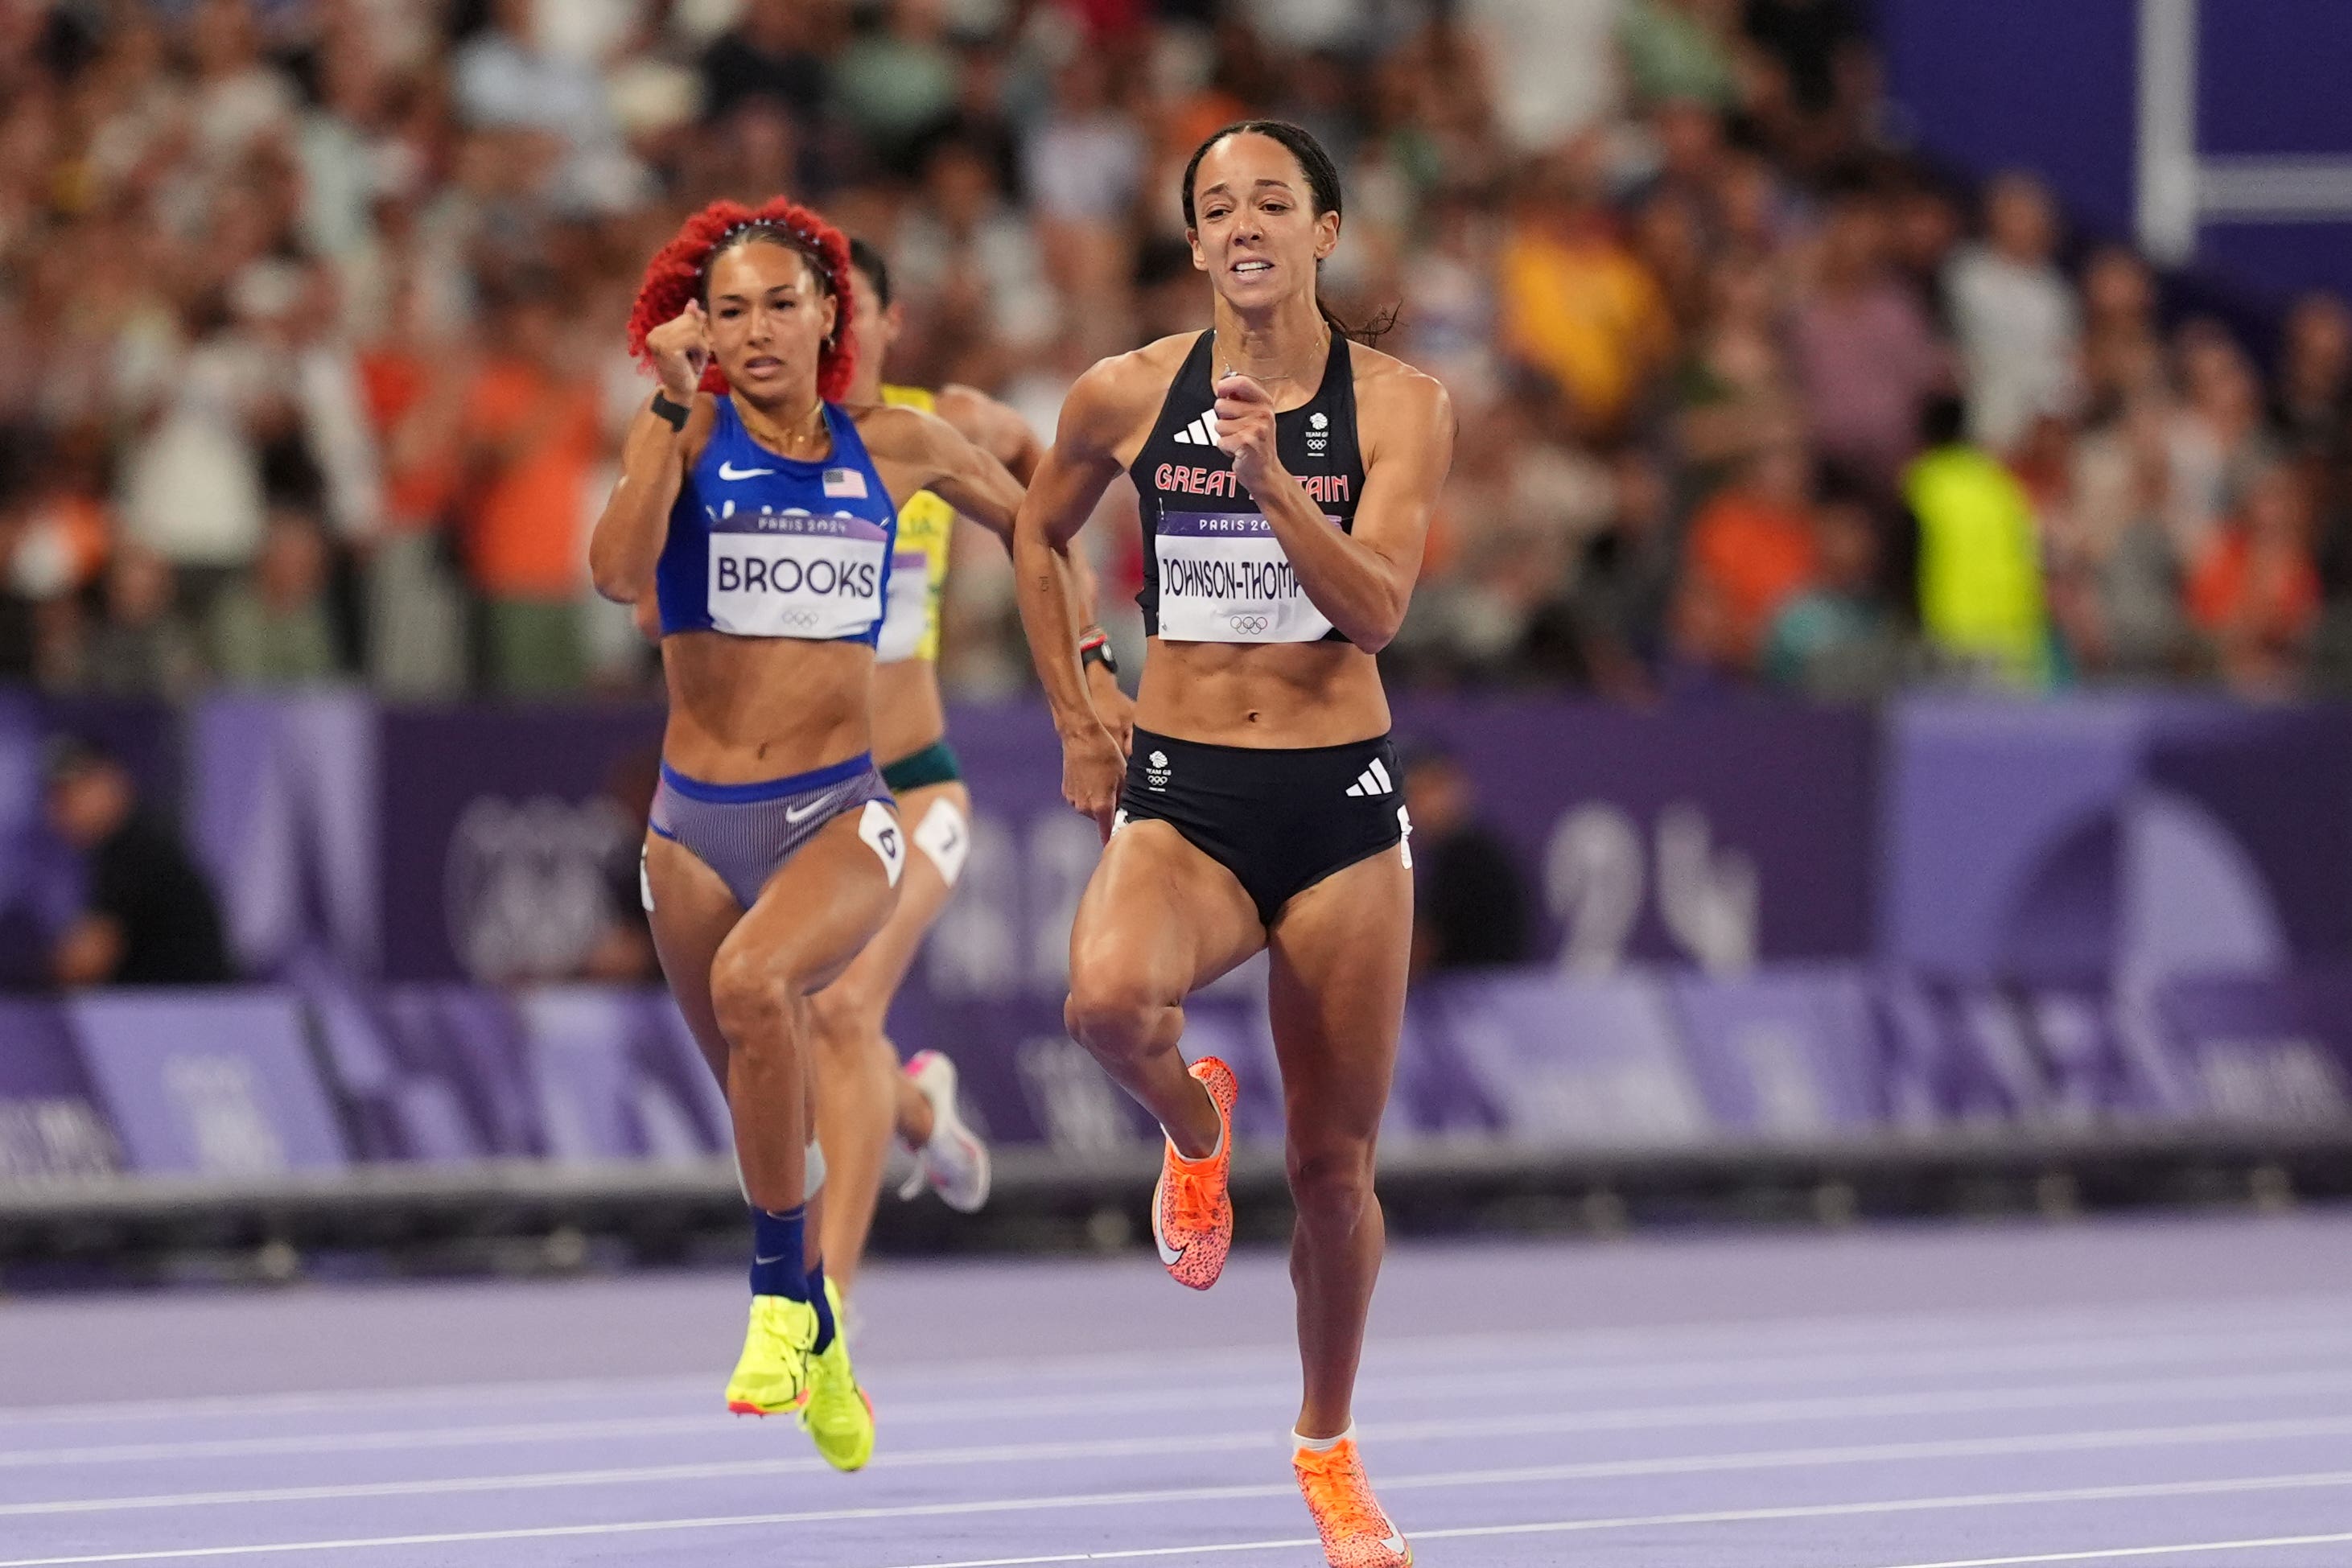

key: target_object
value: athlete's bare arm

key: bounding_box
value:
[1014,342,1183,830]
[1212,346,1453,651]
[591,303,718,603]
[855,401,1025,537]
[936,383,1045,484]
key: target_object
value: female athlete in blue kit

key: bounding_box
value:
[589,197,1085,1471]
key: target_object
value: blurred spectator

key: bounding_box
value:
[2047,402,2192,682]
[207,509,339,685]
[2189,461,2321,695]
[459,271,599,694]
[2079,245,2165,409]
[1402,743,1532,976]
[2166,321,2277,560]
[43,736,232,987]
[2269,292,2352,462]
[579,746,661,982]
[1619,0,1740,113]
[1761,470,1905,697]
[701,0,838,134]
[835,0,959,174]
[1674,436,1819,674]
[1741,0,1873,171]
[1498,138,1673,439]
[1945,171,2080,455]
[357,272,471,696]
[1905,396,2051,687]
[1789,186,1946,493]
[74,545,203,697]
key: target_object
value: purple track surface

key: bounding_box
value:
[6,1216,2352,1566]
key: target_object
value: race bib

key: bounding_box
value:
[1154,511,1337,643]
[874,548,931,662]
[705,504,888,640]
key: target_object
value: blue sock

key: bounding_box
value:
[807,1260,837,1354]
[749,1205,809,1301]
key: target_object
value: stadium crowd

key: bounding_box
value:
[0,0,2346,703]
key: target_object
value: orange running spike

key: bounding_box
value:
[1294,1435,1411,1567]
[1151,1056,1238,1290]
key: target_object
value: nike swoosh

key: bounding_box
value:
[718,461,775,480]
[1382,1531,1407,1553]
[752,1253,788,1266]
[784,800,827,824]
[1151,1172,1185,1266]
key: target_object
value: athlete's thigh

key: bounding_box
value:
[818,780,969,1019]
[716,803,904,999]
[643,833,744,1085]
[1265,846,1414,1138]
[1071,819,1265,1001]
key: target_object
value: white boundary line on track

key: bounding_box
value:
[8,1410,2352,1520]
[1874,1533,2352,1568]
[14,1316,2352,1467]
[10,1467,2352,1567]
[16,1357,2352,1475]
[8,1288,2351,1427]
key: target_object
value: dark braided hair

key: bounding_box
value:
[1179,119,1392,344]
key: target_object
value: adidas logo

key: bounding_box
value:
[1171,410,1221,447]
[1344,758,1394,798]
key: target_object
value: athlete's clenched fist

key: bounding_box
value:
[1213,371,1287,497]
[645,300,713,403]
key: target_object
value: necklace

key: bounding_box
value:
[1216,325,1331,394]
[740,397,829,459]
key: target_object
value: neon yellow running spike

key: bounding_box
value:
[800,1275,875,1471]
[725,1294,818,1417]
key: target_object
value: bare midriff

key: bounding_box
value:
[1134,638,1391,748]
[870,655,949,767]
[658,632,875,783]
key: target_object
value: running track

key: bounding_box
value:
[6,1215,2352,1566]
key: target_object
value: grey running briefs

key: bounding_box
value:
[649,753,894,908]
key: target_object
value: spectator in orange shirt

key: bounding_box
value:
[1675,435,1820,673]
[358,271,471,695]
[2189,461,2321,695]
[459,271,600,694]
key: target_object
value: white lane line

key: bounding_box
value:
[8,1466,2351,1566]
[16,1334,2352,1471]
[1876,1530,2352,1567]
[9,1409,2352,1519]
[9,1287,2350,1427]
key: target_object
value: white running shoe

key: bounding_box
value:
[896,1050,991,1212]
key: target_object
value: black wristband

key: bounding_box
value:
[1080,639,1118,677]
[649,391,691,430]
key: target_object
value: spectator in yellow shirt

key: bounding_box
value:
[1499,140,1675,438]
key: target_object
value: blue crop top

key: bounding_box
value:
[656,397,900,644]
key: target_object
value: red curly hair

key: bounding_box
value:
[626,198,857,402]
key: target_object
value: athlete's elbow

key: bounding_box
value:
[1343,590,1411,652]
[589,551,650,605]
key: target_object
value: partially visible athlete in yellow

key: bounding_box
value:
[808,238,1131,1296]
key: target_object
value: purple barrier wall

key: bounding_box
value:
[1879,698,2352,984]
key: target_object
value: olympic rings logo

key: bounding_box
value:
[1227,614,1270,635]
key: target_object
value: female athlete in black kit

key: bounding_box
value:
[1012,122,1454,1567]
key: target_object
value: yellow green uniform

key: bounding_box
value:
[875,385,955,665]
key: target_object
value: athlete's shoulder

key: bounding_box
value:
[1345,340,1454,452]
[849,397,953,463]
[1053,332,1197,451]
